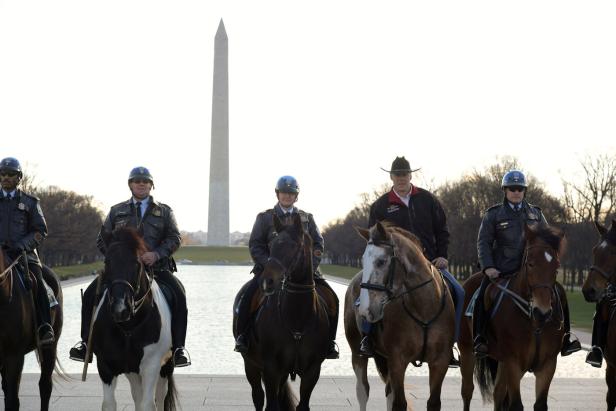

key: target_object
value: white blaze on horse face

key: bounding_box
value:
[600,240,608,250]
[544,251,553,263]
[359,244,389,322]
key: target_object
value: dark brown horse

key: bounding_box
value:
[582,219,616,410]
[459,224,567,411]
[345,222,455,411]
[233,213,331,411]
[0,250,63,411]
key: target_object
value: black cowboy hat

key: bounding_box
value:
[380,156,421,174]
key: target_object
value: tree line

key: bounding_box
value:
[322,155,616,289]
[21,175,104,267]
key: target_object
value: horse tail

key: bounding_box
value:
[280,379,298,410]
[474,356,497,402]
[373,353,389,384]
[164,373,178,411]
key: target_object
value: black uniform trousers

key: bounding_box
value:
[80,270,188,349]
[28,263,52,328]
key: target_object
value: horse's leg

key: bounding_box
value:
[297,363,322,411]
[351,353,370,411]
[245,360,265,411]
[427,358,449,411]
[125,372,143,409]
[606,363,616,411]
[101,377,119,411]
[263,365,281,411]
[38,346,56,411]
[155,376,169,408]
[492,362,508,411]
[386,355,408,411]
[533,357,557,411]
[459,345,475,411]
[140,360,163,411]
[502,360,524,411]
[1,355,25,411]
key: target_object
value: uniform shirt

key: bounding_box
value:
[477,199,547,275]
[96,196,181,271]
[369,186,449,261]
[0,189,48,266]
[249,204,324,273]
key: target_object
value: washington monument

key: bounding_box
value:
[207,19,229,246]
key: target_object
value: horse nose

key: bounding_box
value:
[262,278,275,294]
[112,301,131,323]
[532,306,551,324]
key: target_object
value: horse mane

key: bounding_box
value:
[108,227,149,256]
[528,224,564,252]
[378,221,423,249]
[370,221,427,268]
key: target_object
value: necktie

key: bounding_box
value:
[136,201,143,221]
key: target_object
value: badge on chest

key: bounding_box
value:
[387,205,400,213]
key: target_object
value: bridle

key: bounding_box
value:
[0,254,24,303]
[107,261,154,318]
[359,239,434,304]
[587,242,616,301]
[267,233,315,294]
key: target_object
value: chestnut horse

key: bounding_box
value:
[0,250,63,411]
[582,219,616,410]
[233,213,331,411]
[345,222,455,411]
[459,224,567,411]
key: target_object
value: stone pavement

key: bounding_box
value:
[4,374,608,410]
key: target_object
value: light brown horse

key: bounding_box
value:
[459,224,567,411]
[581,219,616,411]
[345,222,455,411]
[0,250,63,411]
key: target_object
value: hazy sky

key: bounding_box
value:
[1,1,615,233]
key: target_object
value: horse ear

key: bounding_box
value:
[595,220,608,237]
[273,214,284,233]
[375,221,389,241]
[355,226,370,242]
[293,213,303,231]
[524,223,536,240]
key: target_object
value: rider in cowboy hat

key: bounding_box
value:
[360,156,465,368]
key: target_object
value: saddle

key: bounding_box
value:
[15,267,59,308]
[465,276,514,319]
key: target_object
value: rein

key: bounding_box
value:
[108,261,154,318]
[0,254,25,303]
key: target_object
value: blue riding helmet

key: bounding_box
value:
[501,170,527,189]
[275,176,299,194]
[128,166,154,183]
[0,157,23,178]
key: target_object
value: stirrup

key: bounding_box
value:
[173,347,191,368]
[449,346,460,368]
[326,341,339,359]
[359,336,374,358]
[585,347,603,368]
[561,333,582,356]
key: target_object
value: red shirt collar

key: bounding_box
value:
[388,185,418,206]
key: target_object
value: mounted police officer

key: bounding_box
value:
[0,157,54,345]
[474,170,581,358]
[234,175,340,359]
[69,167,191,367]
[359,156,464,368]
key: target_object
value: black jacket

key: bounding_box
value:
[0,190,47,266]
[477,199,547,275]
[97,197,181,271]
[369,187,449,261]
[249,204,324,274]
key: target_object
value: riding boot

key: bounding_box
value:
[235,276,260,353]
[156,270,191,367]
[315,277,340,359]
[70,278,98,362]
[586,306,605,367]
[560,299,581,356]
[30,265,54,346]
[473,276,489,359]
[441,269,464,368]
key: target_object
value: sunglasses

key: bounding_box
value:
[0,172,18,178]
[507,187,525,192]
[130,178,152,185]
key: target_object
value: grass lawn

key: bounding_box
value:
[174,246,251,264]
[53,261,103,280]
[321,264,361,280]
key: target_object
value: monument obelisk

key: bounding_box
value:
[207,19,230,246]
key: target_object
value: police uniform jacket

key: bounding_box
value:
[249,204,324,274]
[369,187,449,261]
[97,197,181,272]
[477,199,547,275]
[0,190,47,266]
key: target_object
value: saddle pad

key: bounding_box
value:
[464,279,511,319]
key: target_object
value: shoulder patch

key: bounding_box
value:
[20,192,40,202]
